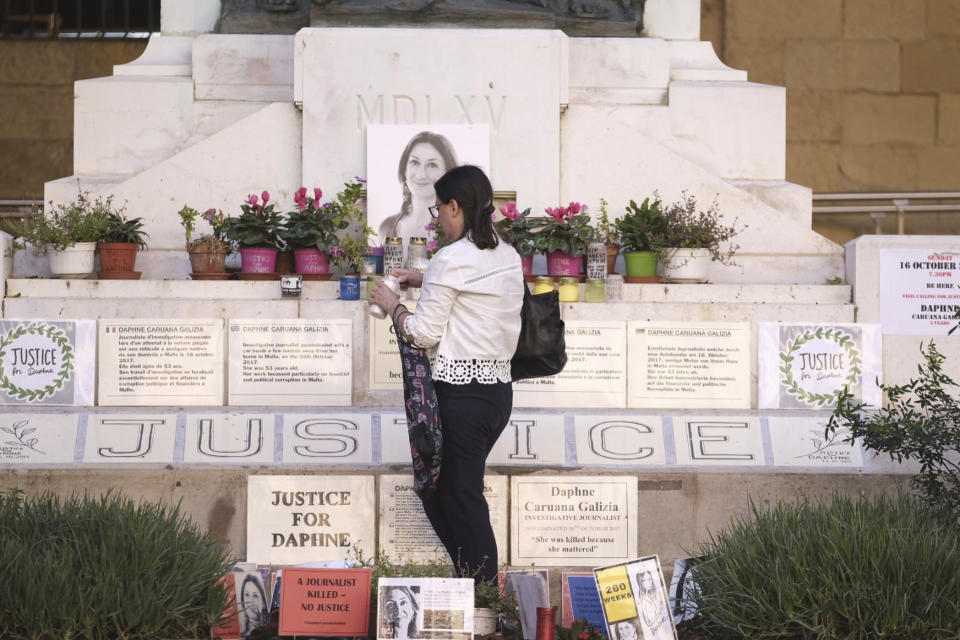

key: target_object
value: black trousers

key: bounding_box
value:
[420,379,512,584]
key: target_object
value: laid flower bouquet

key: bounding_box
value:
[534,201,595,256]
[282,186,349,253]
[495,201,538,257]
[178,205,229,253]
[225,190,284,248]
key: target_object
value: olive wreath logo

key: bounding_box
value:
[0,322,74,402]
[778,327,861,408]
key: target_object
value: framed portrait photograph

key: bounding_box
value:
[366,124,491,251]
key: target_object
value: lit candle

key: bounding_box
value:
[558,276,579,302]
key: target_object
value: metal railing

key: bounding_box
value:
[812,191,960,235]
[1,0,159,39]
[0,199,35,221]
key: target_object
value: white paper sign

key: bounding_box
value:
[514,321,626,408]
[378,474,507,563]
[0,319,95,406]
[768,416,863,468]
[878,248,960,335]
[246,475,375,565]
[573,415,667,466]
[82,414,178,463]
[281,413,373,464]
[0,413,79,463]
[672,416,764,466]
[511,475,637,567]
[627,321,750,409]
[98,319,224,406]
[228,319,352,406]
[758,323,882,409]
[182,413,276,464]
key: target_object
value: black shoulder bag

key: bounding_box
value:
[511,284,567,381]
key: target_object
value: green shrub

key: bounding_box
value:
[690,493,960,639]
[0,488,234,640]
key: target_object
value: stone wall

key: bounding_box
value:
[702,0,960,196]
[0,40,145,199]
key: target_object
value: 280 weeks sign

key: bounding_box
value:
[0,320,95,405]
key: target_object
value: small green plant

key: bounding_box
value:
[825,276,843,285]
[349,544,452,612]
[828,337,960,518]
[615,196,664,253]
[495,201,538,257]
[0,487,235,640]
[593,198,619,246]
[100,211,149,247]
[179,205,230,253]
[657,193,741,264]
[3,191,119,251]
[327,179,373,272]
[690,493,960,639]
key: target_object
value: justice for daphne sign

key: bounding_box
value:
[758,323,882,410]
[0,320,95,406]
[246,475,375,565]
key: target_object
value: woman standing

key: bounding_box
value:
[377,131,458,249]
[370,165,523,583]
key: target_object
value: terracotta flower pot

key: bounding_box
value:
[606,243,620,275]
[97,242,141,279]
[188,245,227,274]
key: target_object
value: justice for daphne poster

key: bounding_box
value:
[757,323,882,410]
[0,319,96,406]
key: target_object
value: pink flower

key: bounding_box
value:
[499,201,521,221]
[568,201,581,215]
[261,190,270,204]
[330,245,343,258]
[314,187,323,203]
[427,240,438,252]
[295,187,307,200]
[245,194,259,207]
[545,206,568,222]
[202,208,216,223]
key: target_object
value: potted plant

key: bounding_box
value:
[179,205,231,278]
[97,210,148,279]
[657,192,741,283]
[496,201,538,279]
[225,190,284,277]
[326,179,372,275]
[3,191,113,278]
[615,196,665,282]
[535,201,594,277]
[594,197,620,275]
[282,185,351,279]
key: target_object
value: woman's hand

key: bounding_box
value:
[390,268,423,288]
[370,281,401,317]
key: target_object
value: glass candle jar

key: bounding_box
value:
[586,242,607,280]
[383,237,404,274]
[584,278,606,302]
[558,276,579,302]
[606,274,624,301]
[533,276,556,295]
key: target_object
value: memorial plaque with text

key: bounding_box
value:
[247,475,375,565]
[378,474,507,563]
[878,248,960,335]
[768,416,863,468]
[672,416,764,466]
[511,475,637,567]
[627,321,750,409]
[514,321,626,409]
[183,412,276,464]
[82,414,178,464]
[229,319,352,406]
[0,319,95,406]
[574,415,667,466]
[282,413,373,465]
[368,309,413,390]
[0,413,79,464]
[99,319,223,406]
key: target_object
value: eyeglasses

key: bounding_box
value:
[428,204,440,219]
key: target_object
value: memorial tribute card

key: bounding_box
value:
[511,475,637,567]
[378,474,507,563]
[626,321,750,409]
[878,248,960,334]
[595,556,677,640]
[228,319,352,406]
[561,572,605,630]
[278,568,371,637]
[514,321,627,408]
[758,323,882,409]
[246,475,375,565]
[368,308,412,391]
[98,319,223,406]
[0,413,79,464]
[0,319,95,406]
[375,577,474,640]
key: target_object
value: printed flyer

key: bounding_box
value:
[757,323,882,409]
[595,556,677,640]
[376,577,474,640]
[877,248,960,334]
[0,319,95,406]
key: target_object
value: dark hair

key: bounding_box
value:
[434,165,499,250]
[397,131,458,219]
